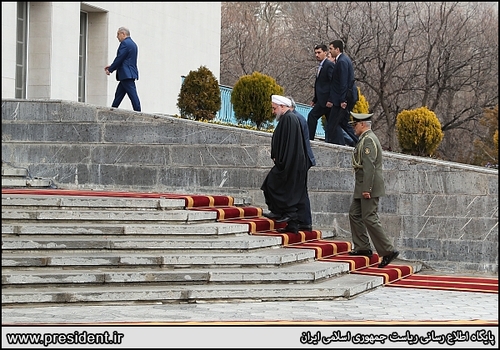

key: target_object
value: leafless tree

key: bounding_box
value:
[220,2,288,86]
[220,2,498,162]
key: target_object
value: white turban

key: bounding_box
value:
[271,95,292,107]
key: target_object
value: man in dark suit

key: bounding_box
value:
[307,44,334,141]
[347,112,399,268]
[326,40,358,146]
[105,27,141,112]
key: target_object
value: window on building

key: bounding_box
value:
[78,11,88,102]
[15,2,28,99]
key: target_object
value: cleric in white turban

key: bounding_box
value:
[261,94,308,234]
[271,95,292,107]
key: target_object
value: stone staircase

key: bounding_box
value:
[3,99,498,273]
[2,163,53,188]
[2,167,414,306]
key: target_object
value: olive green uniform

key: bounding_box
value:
[349,129,394,256]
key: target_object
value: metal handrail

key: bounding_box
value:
[216,84,325,138]
[180,77,325,138]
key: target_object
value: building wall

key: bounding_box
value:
[1,2,17,97]
[1,2,222,115]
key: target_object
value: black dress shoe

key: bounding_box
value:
[298,224,312,230]
[275,215,292,223]
[263,212,281,219]
[348,249,373,257]
[378,250,399,268]
[276,227,299,234]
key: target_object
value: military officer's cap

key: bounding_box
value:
[349,112,373,125]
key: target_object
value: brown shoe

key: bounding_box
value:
[378,251,399,268]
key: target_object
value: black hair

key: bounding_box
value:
[314,44,328,52]
[330,40,344,52]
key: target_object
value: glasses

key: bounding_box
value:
[348,121,359,126]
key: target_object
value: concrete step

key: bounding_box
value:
[1,177,53,188]
[2,260,349,285]
[2,208,218,223]
[2,167,53,188]
[2,166,28,177]
[2,222,250,236]
[2,247,317,267]
[2,193,186,210]
[1,273,383,305]
[1,234,283,250]
[2,193,247,208]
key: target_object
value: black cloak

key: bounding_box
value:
[261,110,308,215]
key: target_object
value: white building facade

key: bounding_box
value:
[2,2,221,115]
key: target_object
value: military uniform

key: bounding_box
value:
[348,114,396,259]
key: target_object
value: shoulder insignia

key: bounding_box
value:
[364,147,371,155]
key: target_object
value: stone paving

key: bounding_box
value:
[2,287,497,324]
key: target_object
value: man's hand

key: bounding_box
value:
[362,192,371,199]
[104,65,111,75]
[341,101,347,109]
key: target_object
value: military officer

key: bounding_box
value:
[347,112,399,268]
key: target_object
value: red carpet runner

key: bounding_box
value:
[3,188,497,294]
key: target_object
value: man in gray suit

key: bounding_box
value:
[347,112,399,268]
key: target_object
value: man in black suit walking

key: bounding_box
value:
[307,44,334,141]
[326,40,358,146]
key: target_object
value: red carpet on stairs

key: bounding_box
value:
[321,252,380,270]
[3,188,497,294]
[288,240,352,258]
[1,188,236,208]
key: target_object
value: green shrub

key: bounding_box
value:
[231,72,284,130]
[352,87,369,114]
[396,106,444,157]
[177,66,221,121]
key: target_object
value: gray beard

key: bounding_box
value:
[275,112,283,121]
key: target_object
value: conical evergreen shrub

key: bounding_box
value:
[231,72,284,130]
[396,106,444,157]
[352,87,369,114]
[177,66,221,121]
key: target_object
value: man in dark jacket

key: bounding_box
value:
[307,44,335,141]
[105,27,141,112]
[261,95,308,234]
[326,40,358,145]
